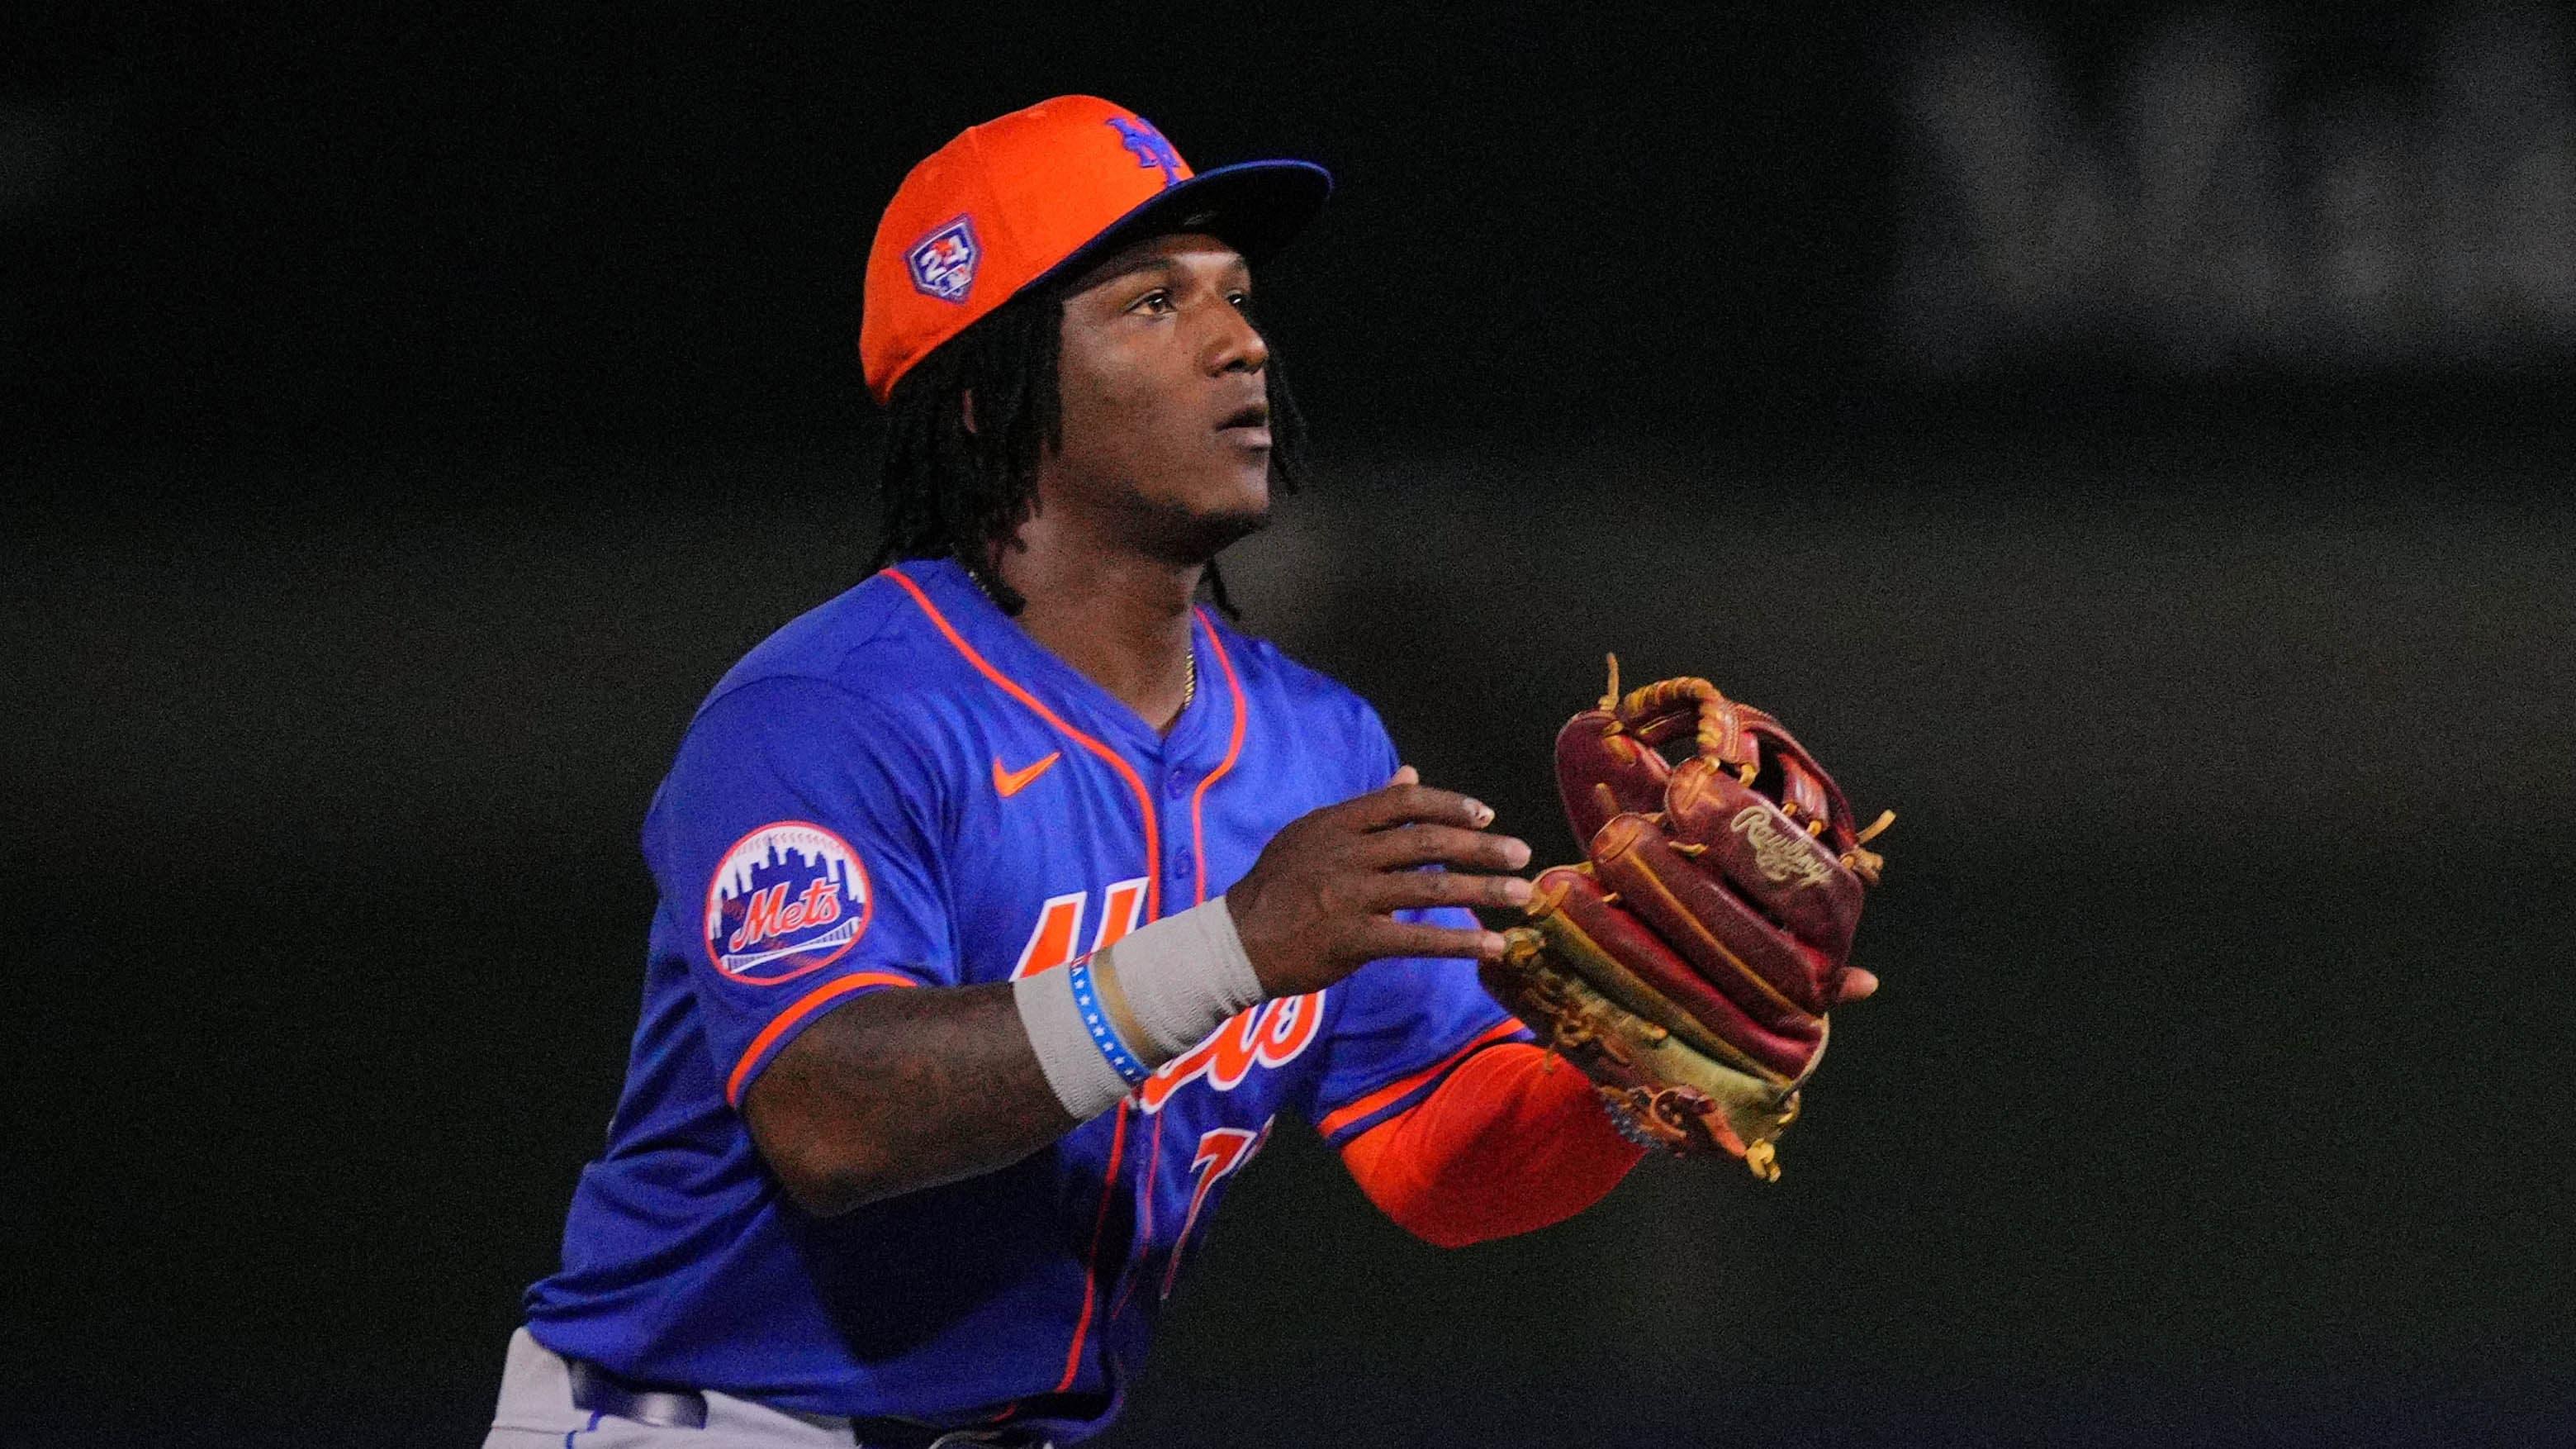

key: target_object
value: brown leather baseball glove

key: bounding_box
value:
[1481,658,1891,1180]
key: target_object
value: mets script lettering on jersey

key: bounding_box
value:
[527,560,1518,1433]
[703,821,872,983]
[1009,881,1328,1102]
[907,216,980,302]
[1011,879,1149,979]
[1135,994,1321,1112]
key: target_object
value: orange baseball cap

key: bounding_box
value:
[860,95,1332,405]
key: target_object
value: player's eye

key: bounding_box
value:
[1226,290,1250,310]
[1131,288,1174,315]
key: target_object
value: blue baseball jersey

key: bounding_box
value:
[524,558,1520,1440]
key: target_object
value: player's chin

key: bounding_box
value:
[1185,455,1274,530]
[1133,485,1269,565]
[1171,499,1271,562]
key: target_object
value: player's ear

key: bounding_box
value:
[959,388,978,437]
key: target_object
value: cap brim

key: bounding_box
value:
[1031,159,1334,295]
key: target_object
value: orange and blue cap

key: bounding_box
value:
[860,95,1332,405]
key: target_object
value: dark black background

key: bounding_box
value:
[7,5,2572,1447]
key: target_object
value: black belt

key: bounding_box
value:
[564,1355,1052,1447]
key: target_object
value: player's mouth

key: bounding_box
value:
[1217,401,1272,449]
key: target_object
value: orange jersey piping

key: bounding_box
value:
[882,565,1171,1404]
[1054,1100,1130,1393]
[1188,608,1249,909]
[880,567,1164,923]
[1107,1107,1170,1323]
[724,972,922,1108]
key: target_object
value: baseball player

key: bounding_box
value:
[484,97,1653,1448]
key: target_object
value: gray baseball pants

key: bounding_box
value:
[482,1327,1051,1449]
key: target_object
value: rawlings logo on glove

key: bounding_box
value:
[1480,658,1892,1180]
[1731,807,1839,889]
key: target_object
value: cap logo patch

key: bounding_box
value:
[906,216,980,303]
[704,821,872,984]
[1108,116,1184,189]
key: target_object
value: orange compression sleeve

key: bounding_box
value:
[1339,1042,1647,1249]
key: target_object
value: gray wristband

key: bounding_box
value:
[1111,896,1267,1055]
[1013,896,1270,1121]
[1014,966,1134,1123]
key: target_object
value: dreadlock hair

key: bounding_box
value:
[872,277,1308,618]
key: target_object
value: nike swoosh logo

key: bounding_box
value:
[992,751,1062,799]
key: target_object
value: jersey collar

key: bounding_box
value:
[903,558,1231,768]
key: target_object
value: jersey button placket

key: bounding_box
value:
[1162,772,1194,892]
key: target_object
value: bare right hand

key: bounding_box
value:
[1224,766,1535,998]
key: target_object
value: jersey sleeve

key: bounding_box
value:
[1306,946,1530,1146]
[1302,699,1530,1147]
[643,674,959,1108]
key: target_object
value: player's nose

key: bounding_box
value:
[1204,298,1268,376]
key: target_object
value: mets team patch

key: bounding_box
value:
[704,821,872,984]
[906,216,980,303]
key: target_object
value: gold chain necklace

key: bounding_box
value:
[965,565,1195,712]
